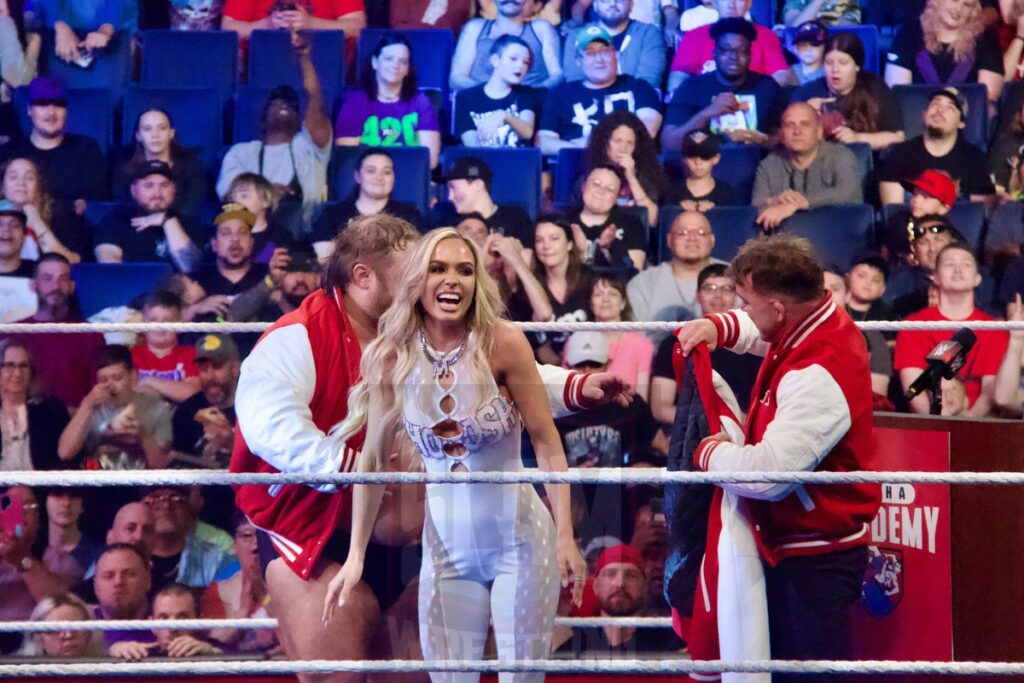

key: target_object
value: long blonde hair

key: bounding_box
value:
[334,228,506,471]
[920,0,984,63]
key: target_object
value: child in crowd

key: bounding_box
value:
[845,255,897,324]
[784,20,827,86]
[131,291,200,403]
[225,173,287,265]
[677,131,734,211]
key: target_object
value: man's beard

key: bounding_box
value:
[283,289,309,308]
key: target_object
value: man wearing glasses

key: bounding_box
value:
[562,0,667,88]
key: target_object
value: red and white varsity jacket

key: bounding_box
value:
[696,295,881,564]
[230,289,592,579]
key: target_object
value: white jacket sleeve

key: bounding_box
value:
[536,363,587,418]
[706,309,770,357]
[699,364,852,501]
[234,324,350,493]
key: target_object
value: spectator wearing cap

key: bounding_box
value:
[0,198,33,276]
[310,149,424,259]
[884,0,1003,112]
[111,109,208,224]
[538,26,662,156]
[0,338,71,471]
[440,156,535,247]
[227,250,321,323]
[93,160,205,273]
[667,0,789,92]
[220,0,365,41]
[627,210,725,345]
[895,243,1008,416]
[170,334,240,469]
[193,204,270,306]
[566,166,648,272]
[783,0,860,26]
[878,88,995,206]
[450,0,563,90]
[216,34,332,234]
[751,101,863,230]
[791,31,905,150]
[676,130,735,211]
[1,157,81,263]
[32,0,135,63]
[662,18,786,152]
[8,254,106,409]
[0,76,107,236]
[554,544,682,654]
[334,32,442,169]
[42,488,103,587]
[141,485,237,593]
[131,291,201,404]
[781,20,826,87]
[562,0,666,88]
[880,169,955,260]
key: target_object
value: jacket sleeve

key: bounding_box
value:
[751,157,774,208]
[694,364,853,501]
[536,363,589,417]
[633,23,667,89]
[705,309,770,357]
[807,145,865,208]
[234,324,351,493]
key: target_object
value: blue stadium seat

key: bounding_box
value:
[328,146,431,217]
[123,86,223,166]
[37,29,131,101]
[139,30,238,109]
[84,201,133,231]
[553,147,586,206]
[442,147,542,219]
[894,84,989,150]
[232,85,310,143]
[985,200,1024,251]
[783,25,880,74]
[248,30,346,109]
[356,28,454,93]
[71,263,175,318]
[882,201,987,252]
[779,204,874,268]
[714,144,763,206]
[845,141,874,198]
[657,205,759,263]
[13,87,113,151]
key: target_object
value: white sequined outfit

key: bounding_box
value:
[403,351,559,683]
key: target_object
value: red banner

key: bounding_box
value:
[852,427,953,662]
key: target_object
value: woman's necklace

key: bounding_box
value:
[418,328,470,378]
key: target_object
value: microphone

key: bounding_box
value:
[905,328,977,400]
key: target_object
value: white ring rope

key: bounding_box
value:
[1,319,1023,334]
[0,616,673,634]
[2,658,1024,677]
[3,467,1023,488]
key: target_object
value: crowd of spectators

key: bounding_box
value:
[4,0,1024,664]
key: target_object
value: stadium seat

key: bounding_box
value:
[713,144,763,206]
[248,29,346,110]
[442,147,542,219]
[232,85,310,143]
[883,202,987,252]
[123,87,223,166]
[894,84,989,150]
[553,147,586,206]
[71,263,175,318]
[846,141,874,197]
[657,205,759,263]
[985,200,1024,252]
[328,146,431,216]
[779,204,874,268]
[139,30,238,109]
[13,87,113,151]
[37,29,132,101]
[783,25,880,74]
[356,28,454,93]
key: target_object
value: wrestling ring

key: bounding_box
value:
[1,317,1022,680]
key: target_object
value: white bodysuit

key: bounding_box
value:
[403,351,560,683]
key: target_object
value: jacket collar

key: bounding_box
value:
[778,294,835,352]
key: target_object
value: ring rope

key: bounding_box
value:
[0,616,674,634]
[3,467,1023,488]
[2,658,1024,677]
[1,320,1022,334]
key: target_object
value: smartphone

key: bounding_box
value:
[0,494,26,539]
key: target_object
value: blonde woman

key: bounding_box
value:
[884,0,1003,112]
[323,227,586,682]
[19,593,102,657]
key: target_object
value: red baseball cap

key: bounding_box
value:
[900,169,956,208]
[595,544,644,575]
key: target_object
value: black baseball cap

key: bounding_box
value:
[445,156,494,187]
[130,160,175,184]
[682,131,721,159]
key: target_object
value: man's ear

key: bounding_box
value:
[351,262,375,291]
[772,299,787,321]
[28,278,37,294]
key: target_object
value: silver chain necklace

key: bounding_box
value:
[418,328,470,378]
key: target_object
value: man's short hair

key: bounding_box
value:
[729,234,823,303]
[934,242,977,270]
[98,542,149,568]
[490,34,531,57]
[152,583,198,612]
[143,290,183,312]
[34,253,71,277]
[322,214,419,292]
[697,263,729,290]
[849,254,889,282]
[710,17,758,44]
[94,345,134,373]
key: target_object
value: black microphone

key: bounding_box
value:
[905,328,977,399]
